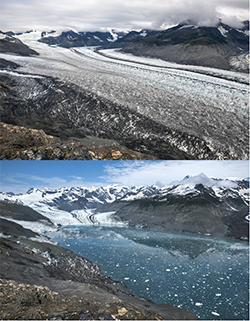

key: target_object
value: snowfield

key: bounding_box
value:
[0,39,249,159]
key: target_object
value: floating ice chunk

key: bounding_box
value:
[212,311,220,316]
[195,302,203,306]
[166,269,171,271]
[216,293,222,296]
[144,279,150,282]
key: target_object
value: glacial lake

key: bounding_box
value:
[46,226,249,320]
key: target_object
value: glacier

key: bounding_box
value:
[0,37,249,159]
[0,174,248,236]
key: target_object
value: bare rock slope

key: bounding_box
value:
[122,21,249,71]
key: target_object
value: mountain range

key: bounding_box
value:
[1,20,249,71]
[1,173,249,240]
[122,20,249,70]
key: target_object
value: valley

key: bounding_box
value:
[0,34,249,159]
[1,174,249,240]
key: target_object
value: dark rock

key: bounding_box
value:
[102,29,161,49]
[0,58,20,70]
[122,22,249,71]
[0,200,52,223]
[114,185,249,240]
[0,34,38,56]
[39,31,117,48]
[0,218,38,239]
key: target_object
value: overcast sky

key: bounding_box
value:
[1,0,249,32]
[0,160,248,194]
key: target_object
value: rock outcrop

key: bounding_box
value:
[0,33,38,56]
[0,122,156,160]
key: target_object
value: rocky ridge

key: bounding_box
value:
[113,183,249,240]
[38,30,125,48]
[0,32,39,56]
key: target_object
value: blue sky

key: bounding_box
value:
[0,160,248,194]
[1,0,248,32]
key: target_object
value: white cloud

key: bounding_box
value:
[0,161,248,194]
[102,160,249,186]
[1,173,87,193]
[1,0,248,32]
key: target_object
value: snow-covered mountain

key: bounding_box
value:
[113,174,249,239]
[0,29,128,51]
[35,29,126,47]
[0,184,160,209]
[0,184,162,228]
[1,173,249,211]
[122,21,249,71]
[0,174,249,236]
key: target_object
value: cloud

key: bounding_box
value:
[0,161,248,194]
[1,173,89,193]
[102,160,248,186]
[1,0,248,32]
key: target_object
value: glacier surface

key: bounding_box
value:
[0,39,249,159]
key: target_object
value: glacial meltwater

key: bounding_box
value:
[46,226,249,320]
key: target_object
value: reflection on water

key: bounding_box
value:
[47,226,249,320]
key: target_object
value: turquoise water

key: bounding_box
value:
[47,226,249,320]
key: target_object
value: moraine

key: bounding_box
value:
[46,225,249,321]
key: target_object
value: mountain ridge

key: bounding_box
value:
[1,174,249,240]
[2,20,249,71]
[121,21,249,71]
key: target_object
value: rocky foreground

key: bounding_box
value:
[0,122,156,160]
[0,218,199,320]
